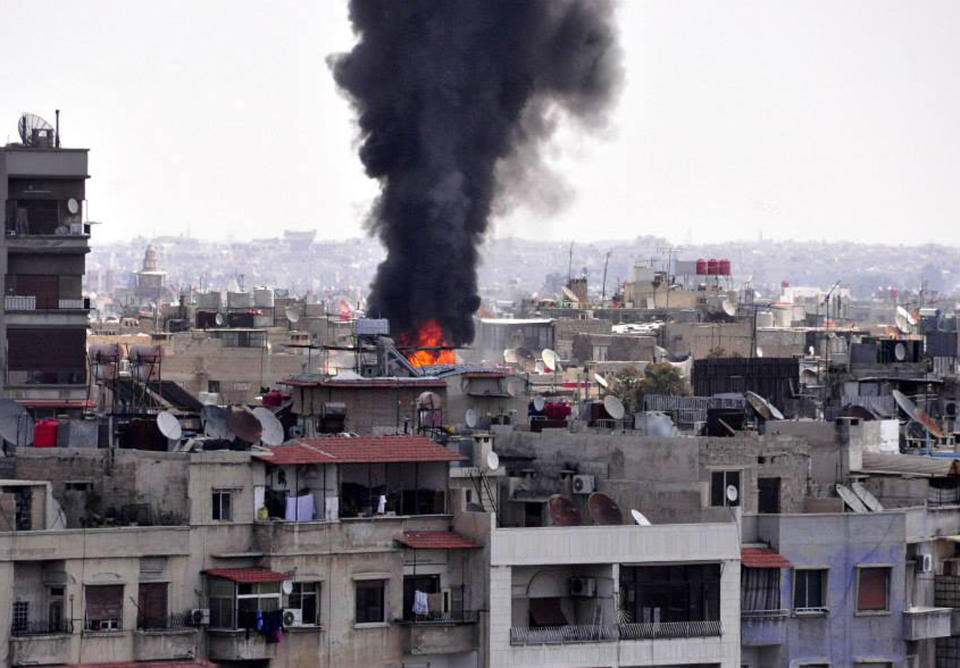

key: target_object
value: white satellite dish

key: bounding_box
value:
[894,342,907,362]
[67,198,80,215]
[214,312,224,327]
[755,346,764,358]
[285,306,301,324]
[281,580,293,596]
[503,348,519,364]
[726,484,739,503]
[541,348,559,372]
[156,411,183,441]
[594,373,609,389]
[561,285,580,304]
[486,451,500,471]
[630,509,652,526]
[603,395,625,421]
[532,396,546,412]
[465,408,478,429]
[253,407,285,446]
[721,299,737,317]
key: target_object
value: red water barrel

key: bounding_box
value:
[696,258,708,275]
[34,418,59,448]
[263,389,283,407]
[719,259,731,276]
[707,258,719,275]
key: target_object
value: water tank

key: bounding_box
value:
[254,288,275,308]
[756,310,775,328]
[707,258,719,275]
[696,259,707,275]
[227,291,253,309]
[34,418,59,448]
[719,259,731,276]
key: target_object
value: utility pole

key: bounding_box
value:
[567,242,574,284]
[601,251,612,303]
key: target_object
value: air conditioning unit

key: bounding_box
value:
[190,608,210,626]
[569,576,597,597]
[282,608,302,627]
[572,475,595,495]
[921,554,934,573]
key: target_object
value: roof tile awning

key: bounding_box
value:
[205,567,287,583]
[396,530,482,550]
[252,435,465,465]
[742,547,792,569]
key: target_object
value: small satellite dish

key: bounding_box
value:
[252,407,284,446]
[0,399,34,447]
[503,348,519,364]
[895,306,914,334]
[285,306,301,324]
[594,373,609,389]
[214,312,225,327]
[721,299,737,317]
[561,285,580,304]
[281,581,294,596]
[630,509,652,526]
[588,492,623,525]
[755,346,764,358]
[202,404,234,440]
[808,345,816,356]
[532,396,546,412]
[67,198,80,215]
[465,408,478,429]
[744,390,784,421]
[894,342,907,362]
[726,484,739,503]
[226,406,263,443]
[603,395,625,421]
[547,494,582,526]
[486,451,500,471]
[541,348,559,372]
[156,411,182,441]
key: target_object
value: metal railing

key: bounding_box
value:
[4,295,89,311]
[5,295,36,311]
[58,298,86,310]
[11,619,73,637]
[741,609,788,620]
[137,612,191,631]
[509,620,722,645]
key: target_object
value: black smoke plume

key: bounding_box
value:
[332,0,621,345]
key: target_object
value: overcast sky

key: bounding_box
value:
[2,1,959,245]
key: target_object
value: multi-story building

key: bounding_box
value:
[0,120,91,416]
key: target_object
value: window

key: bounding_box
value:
[137,583,168,629]
[212,489,232,521]
[208,578,235,629]
[403,574,440,621]
[619,564,720,624]
[85,585,123,631]
[711,470,741,507]
[65,481,92,491]
[758,477,781,514]
[741,567,780,612]
[356,580,386,624]
[794,569,827,611]
[48,586,65,632]
[11,601,28,635]
[857,567,890,612]
[207,380,221,393]
[289,582,321,625]
[237,581,281,624]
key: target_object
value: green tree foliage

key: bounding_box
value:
[610,363,687,412]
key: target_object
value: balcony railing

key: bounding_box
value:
[509,620,722,645]
[11,619,73,637]
[4,295,90,311]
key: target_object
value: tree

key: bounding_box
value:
[610,363,687,413]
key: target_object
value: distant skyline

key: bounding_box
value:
[3,1,960,245]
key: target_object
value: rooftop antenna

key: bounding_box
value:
[55,109,60,147]
[567,242,574,283]
[601,251,612,303]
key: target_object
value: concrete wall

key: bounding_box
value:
[664,321,753,359]
[294,384,449,436]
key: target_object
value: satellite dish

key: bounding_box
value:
[281,581,294,596]
[214,312,224,327]
[416,391,443,411]
[253,407,284,446]
[630,509,652,526]
[726,484,739,503]
[588,492,623,525]
[892,389,944,439]
[285,306,301,324]
[67,198,80,215]
[744,390,784,421]
[532,396,546,412]
[226,406,263,443]
[721,299,737,317]
[465,408,478,429]
[541,348,559,372]
[561,285,580,304]
[0,399,34,447]
[894,342,907,362]
[603,395,625,421]
[755,346,764,358]
[18,113,54,146]
[547,494,582,527]
[895,306,915,334]
[594,373,609,389]
[503,348,519,364]
[202,404,234,439]
[485,451,500,471]
[156,411,182,441]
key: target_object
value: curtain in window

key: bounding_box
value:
[741,568,780,612]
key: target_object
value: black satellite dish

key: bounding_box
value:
[18,113,55,147]
[0,399,34,447]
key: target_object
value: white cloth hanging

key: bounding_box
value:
[413,590,429,616]
[377,494,387,514]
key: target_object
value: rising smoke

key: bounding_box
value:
[332,0,622,345]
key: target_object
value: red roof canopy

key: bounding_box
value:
[397,530,482,550]
[741,547,792,569]
[205,567,287,583]
[252,436,464,465]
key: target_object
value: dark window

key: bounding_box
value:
[289,582,320,625]
[48,586,65,631]
[758,477,781,514]
[794,569,827,610]
[619,564,720,624]
[524,502,543,527]
[212,490,232,521]
[7,328,85,384]
[2,487,32,530]
[137,582,168,629]
[711,470,740,507]
[208,380,221,393]
[355,580,386,624]
[11,601,28,635]
[85,585,123,631]
[857,567,890,612]
[403,574,439,621]
[741,567,780,611]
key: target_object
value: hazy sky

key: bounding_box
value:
[2,1,959,245]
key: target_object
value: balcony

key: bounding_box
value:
[741,609,787,646]
[5,296,89,311]
[207,629,278,662]
[509,620,722,646]
[401,613,478,656]
[9,620,73,666]
[903,606,952,641]
[134,614,199,662]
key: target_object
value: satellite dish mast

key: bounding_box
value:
[156,410,183,442]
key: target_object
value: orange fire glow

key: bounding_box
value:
[399,320,457,368]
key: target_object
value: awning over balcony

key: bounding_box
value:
[741,547,791,569]
[396,530,482,550]
[204,567,287,583]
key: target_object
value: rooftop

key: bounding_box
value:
[252,435,465,465]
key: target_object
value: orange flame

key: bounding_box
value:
[399,320,457,368]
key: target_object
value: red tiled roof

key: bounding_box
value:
[252,436,465,465]
[282,377,446,388]
[205,567,288,583]
[50,663,216,668]
[741,547,791,569]
[397,530,482,550]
